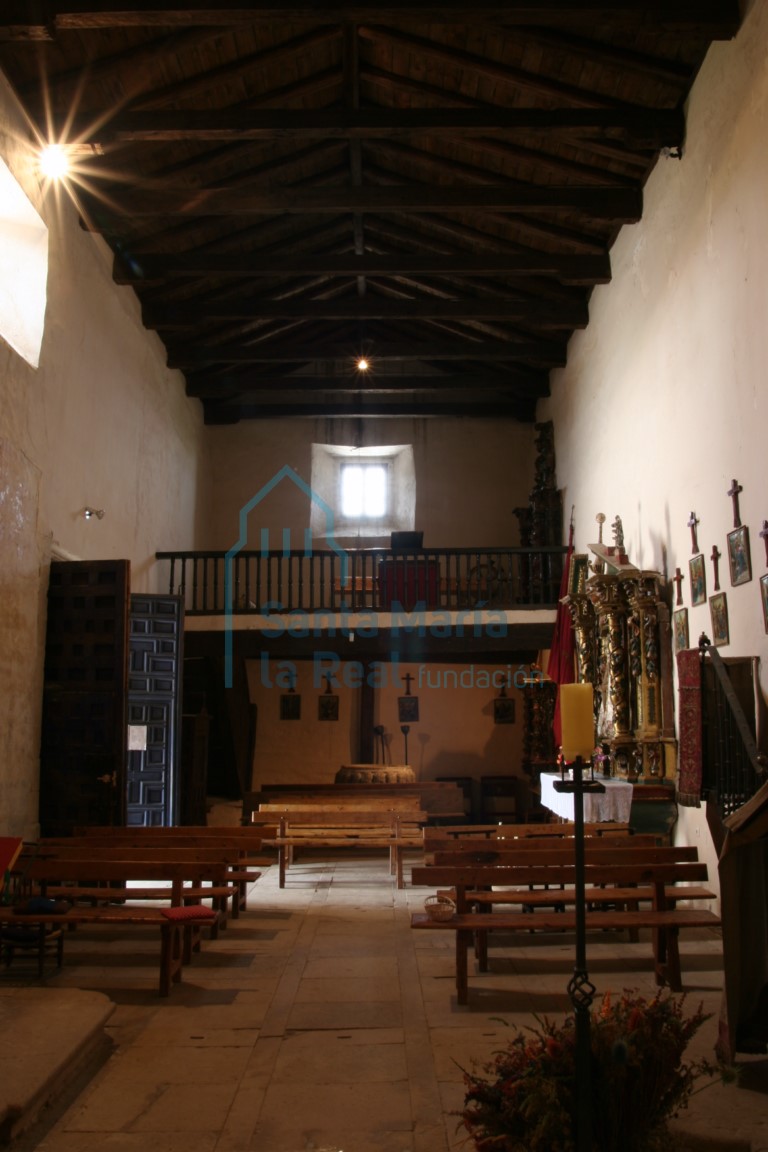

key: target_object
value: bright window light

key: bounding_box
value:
[341,463,387,519]
[0,157,48,368]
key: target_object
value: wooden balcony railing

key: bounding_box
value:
[155,546,567,616]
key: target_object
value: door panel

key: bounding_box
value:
[39,560,130,835]
[127,595,184,826]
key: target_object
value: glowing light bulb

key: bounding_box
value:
[39,144,70,180]
[356,357,369,371]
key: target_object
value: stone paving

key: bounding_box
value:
[1,852,766,1151]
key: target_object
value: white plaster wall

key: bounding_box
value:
[0,77,208,837]
[539,1,768,897]
[246,656,527,789]
[205,417,536,552]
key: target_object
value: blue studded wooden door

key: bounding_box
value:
[127,595,184,827]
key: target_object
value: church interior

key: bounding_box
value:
[1,3,767,1149]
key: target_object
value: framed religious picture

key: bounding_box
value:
[318,694,339,721]
[280,693,301,720]
[673,607,689,653]
[689,554,706,606]
[727,524,752,586]
[398,695,419,722]
[709,592,729,647]
[493,695,516,724]
[761,573,768,634]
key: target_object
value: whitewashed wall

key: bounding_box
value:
[539,0,768,883]
[0,77,208,838]
[204,417,536,552]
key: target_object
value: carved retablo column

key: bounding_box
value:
[565,592,597,687]
[588,574,631,745]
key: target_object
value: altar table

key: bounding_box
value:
[540,772,633,823]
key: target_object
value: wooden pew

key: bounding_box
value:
[421,832,660,857]
[21,843,260,922]
[411,857,720,1002]
[243,782,466,824]
[425,844,699,868]
[425,821,633,839]
[261,809,427,889]
[66,827,276,907]
[3,857,226,999]
[0,905,216,996]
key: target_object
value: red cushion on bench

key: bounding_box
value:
[161,906,217,922]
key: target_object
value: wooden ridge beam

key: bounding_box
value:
[143,296,589,327]
[114,251,611,284]
[0,3,741,41]
[202,398,540,424]
[168,337,567,368]
[71,106,683,145]
[184,371,550,397]
[90,183,642,219]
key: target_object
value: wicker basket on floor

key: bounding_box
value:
[424,894,456,921]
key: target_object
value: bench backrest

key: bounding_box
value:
[245,781,465,817]
[61,829,273,847]
[432,822,633,838]
[429,844,698,867]
[411,860,710,888]
[73,825,269,837]
[28,844,253,864]
[262,808,427,824]
[423,833,660,853]
[259,799,422,813]
[23,857,233,883]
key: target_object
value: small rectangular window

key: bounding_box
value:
[340,462,388,520]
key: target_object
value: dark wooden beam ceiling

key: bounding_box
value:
[0,2,741,38]
[0,3,741,422]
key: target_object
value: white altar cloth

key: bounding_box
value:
[540,772,634,823]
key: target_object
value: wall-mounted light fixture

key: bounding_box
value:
[83,507,104,520]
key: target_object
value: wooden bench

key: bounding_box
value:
[426,821,634,839]
[424,843,699,869]
[0,902,219,996]
[20,846,259,925]
[62,829,275,913]
[244,782,466,824]
[261,810,427,889]
[422,832,660,858]
[411,858,720,1003]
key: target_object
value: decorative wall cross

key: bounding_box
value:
[402,672,415,696]
[727,478,743,527]
[687,511,700,554]
[710,544,721,591]
[760,520,768,568]
[672,566,685,605]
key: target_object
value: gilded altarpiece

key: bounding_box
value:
[564,571,676,781]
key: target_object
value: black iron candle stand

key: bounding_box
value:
[553,756,606,1152]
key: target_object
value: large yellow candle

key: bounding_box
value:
[560,682,595,762]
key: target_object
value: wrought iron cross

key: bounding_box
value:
[710,544,721,592]
[727,478,743,528]
[672,567,685,606]
[687,511,699,555]
[760,520,768,568]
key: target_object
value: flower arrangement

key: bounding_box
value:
[459,990,718,1152]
